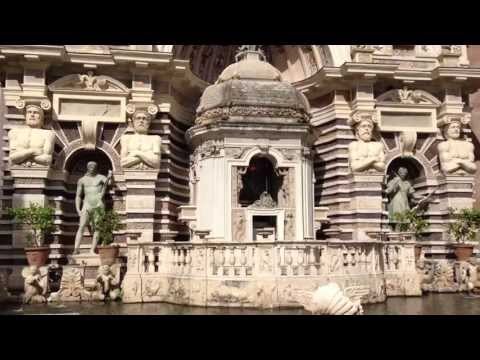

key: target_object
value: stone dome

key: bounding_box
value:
[195,49,311,125]
[217,54,282,83]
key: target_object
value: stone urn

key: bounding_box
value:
[452,243,474,261]
[25,247,50,267]
[97,245,119,266]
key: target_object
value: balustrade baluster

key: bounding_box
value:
[210,247,216,275]
[186,247,192,275]
[219,248,225,276]
[148,248,155,273]
[240,247,247,276]
[297,247,304,276]
[285,248,293,276]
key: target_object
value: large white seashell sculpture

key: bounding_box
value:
[296,283,367,315]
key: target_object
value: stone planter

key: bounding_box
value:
[24,247,50,267]
[452,244,474,261]
[97,246,119,266]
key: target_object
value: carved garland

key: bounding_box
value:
[196,105,310,125]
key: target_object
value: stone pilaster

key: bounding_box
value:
[10,168,52,248]
[383,233,422,296]
[438,175,474,211]
[124,169,159,243]
[121,233,143,303]
[348,173,385,238]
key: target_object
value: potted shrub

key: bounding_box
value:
[92,207,122,266]
[393,209,428,260]
[7,203,56,267]
[447,208,480,261]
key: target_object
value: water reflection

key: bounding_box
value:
[1,294,480,315]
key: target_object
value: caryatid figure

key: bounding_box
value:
[9,100,56,167]
[348,113,386,173]
[437,117,477,175]
[121,105,161,170]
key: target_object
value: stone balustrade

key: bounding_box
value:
[127,241,393,279]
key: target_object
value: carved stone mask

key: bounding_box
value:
[132,111,151,134]
[356,120,373,142]
[25,106,44,128]
[445,121,462,140]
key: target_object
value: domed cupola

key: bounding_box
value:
[195,45,311,125]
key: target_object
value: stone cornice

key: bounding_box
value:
[295,62,480,99]
[0,45,67,61]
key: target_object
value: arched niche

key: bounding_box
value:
[386,156,426,185]
[65,148,113,177]
[239,155,284,207]
[173,45,339,84]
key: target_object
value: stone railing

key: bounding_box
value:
[126,241,391,278]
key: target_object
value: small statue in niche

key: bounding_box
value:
[121,106,161,170]
[348,114,385,173]
[437,118,477,175]
[9,101,56,167]
[385,167,423,225]
[22,266,49,304]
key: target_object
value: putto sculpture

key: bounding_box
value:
[348,112,385,173]
[73,161,112,255]
[22,266,48,304]
[88,265,121,301]
[121,104,161,170]
[437,116,476,175]
[9,100,56,167]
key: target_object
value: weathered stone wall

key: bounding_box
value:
[467,45,480,208]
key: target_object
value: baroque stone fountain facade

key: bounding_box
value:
[0,45,479,308]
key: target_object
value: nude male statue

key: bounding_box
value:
[73,161,112,255]
[437,120,477,175]
[9,104,56,167]
[348,119,386,173]
[120,110,161,169]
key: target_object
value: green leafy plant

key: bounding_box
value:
[91,207,122,246]
[7,203,56,247]
[393,209,428,237]
[447,207,480,243]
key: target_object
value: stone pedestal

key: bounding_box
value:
[121,234,143,303]
[348,173,385,238]
[383,233,422,296]
[68,253,101,266]
[438,175,474,211]
[124,170,159,243]
[10,168,52,247]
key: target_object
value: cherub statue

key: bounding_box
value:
[86,265,121,301]
[22,266,48,304]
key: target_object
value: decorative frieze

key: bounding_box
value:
[196,105,310,125]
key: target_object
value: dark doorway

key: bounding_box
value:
[239,156,283,207]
